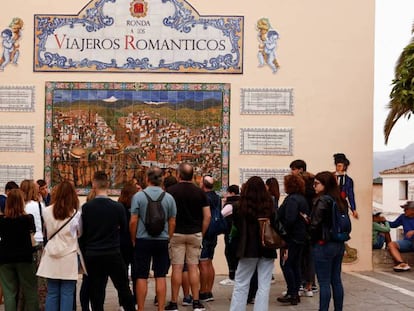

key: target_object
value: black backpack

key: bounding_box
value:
[325,195,352,242]
[143,191,166,237]
[205,191,227,238]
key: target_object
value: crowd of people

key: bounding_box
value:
[0,153,412,311]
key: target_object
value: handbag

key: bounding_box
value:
[258,217,284,249]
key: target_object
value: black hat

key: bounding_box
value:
[401,201,414,209]
[334,153,350,166]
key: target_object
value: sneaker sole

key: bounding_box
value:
[394,268,410,272]
[199,298,214,302]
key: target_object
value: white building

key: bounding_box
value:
[380,162,414,239]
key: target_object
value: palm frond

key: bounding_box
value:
[384,34,414,144]
[384,98,412,144]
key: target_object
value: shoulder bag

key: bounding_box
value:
[258,217,284,249]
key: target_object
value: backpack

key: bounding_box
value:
[143,191,166,237]
[205,191,227,238]
[325,195,352,242]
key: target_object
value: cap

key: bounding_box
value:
[372,207,383,216]
[401,201,414,209]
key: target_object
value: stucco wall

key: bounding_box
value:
[0,0,375,271]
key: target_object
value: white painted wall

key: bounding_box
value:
[0,0,375,271]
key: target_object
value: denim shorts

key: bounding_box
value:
[373,235,385,249]
[396,239,414,252]
[200,237,218,260]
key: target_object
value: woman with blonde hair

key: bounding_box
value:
[37,181,81,311]
[20,180,44,246]
[0,189,39,311]
[20,179,47,310]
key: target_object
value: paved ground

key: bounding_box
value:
[70,267,414,310]
[1,267,414,310]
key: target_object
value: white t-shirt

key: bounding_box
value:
[25,200,44,243]
[221,203,233,217]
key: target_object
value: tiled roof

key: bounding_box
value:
[380,162,414,175]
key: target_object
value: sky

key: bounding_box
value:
[374,0,414,152]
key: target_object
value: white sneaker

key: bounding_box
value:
[219,278,235,286]
[300,289,314,297]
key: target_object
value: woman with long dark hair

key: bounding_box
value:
[0,189,38,311]
[310,171,348,311]
[37,181,81,311]
[229,176,276,311]
[265,177,280,210]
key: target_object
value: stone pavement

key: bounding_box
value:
[1,267,414,310]
[72,267,414,310]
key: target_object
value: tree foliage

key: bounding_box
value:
[384,23,414,144]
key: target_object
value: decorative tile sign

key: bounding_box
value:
[239,168,289,193]
[0,18,24,72]
[240,128,293,155]
[0,126,34,152]
[240,88,293,115]
[0,165,33,191]
[0,86,35,112]
[45,82,230,195]
[34,0,244,73]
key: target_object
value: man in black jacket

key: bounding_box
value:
[80,171,135,311]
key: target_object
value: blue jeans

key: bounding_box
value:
[229,257,274,311]
[313,242,345,311]
[373,235,385,249]
[45,279,76,311]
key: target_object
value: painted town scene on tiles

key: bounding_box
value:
[45,82,230,194]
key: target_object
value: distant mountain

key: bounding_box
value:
[373,143,414,178]
[54,98,221,111]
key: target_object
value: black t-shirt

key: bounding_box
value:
[80,196,127,256]
[167,182,208,234]
[0,214,35,263]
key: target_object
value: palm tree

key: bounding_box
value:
[384,23,414,144]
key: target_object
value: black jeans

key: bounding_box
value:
[281,242,304,296]
[85,253,135,311]
[225,233,239,279]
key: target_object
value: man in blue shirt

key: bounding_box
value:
[387,201,414,272]
[130,166,177,311]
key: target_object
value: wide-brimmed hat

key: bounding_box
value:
[401,201,414,209]
[372,207,383,216]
